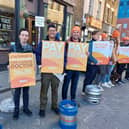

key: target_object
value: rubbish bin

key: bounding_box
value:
[59,100,78,129]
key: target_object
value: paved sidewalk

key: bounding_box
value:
[1,74,129,129]
[0,71,10,92]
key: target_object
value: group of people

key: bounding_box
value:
[9,24,129,120]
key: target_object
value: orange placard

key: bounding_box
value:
[66,42,89,71]
[118,47,129,63]
[41,41,65,73]
[92,41,111,65]
[9,53,36,88]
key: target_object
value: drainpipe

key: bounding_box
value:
[15,0,20,44]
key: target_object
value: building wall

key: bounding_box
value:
[103,0,119,27]
[117,0,129,40]
[88,0,105,30]
[93,0,105,22]
[0,0,14,9]
[117,18,129,39]
[83,0,90,16]
[47,0,64,25]
[73,0,84,26]
[25,0,37,15]
[56,0,75,6]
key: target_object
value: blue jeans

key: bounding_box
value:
[102,65,114,83]
[94,65,108,85]
[82,64,99,92]
[62,70,79,100]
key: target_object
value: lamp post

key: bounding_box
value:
[15,0,20,44]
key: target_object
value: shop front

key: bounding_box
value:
[0,0,14,65]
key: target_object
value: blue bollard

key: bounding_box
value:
[59,100,78,129]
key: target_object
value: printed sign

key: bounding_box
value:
[9,53,36,88]
[118,47,129,63]
[41,41,65,73]
[92,41,111,65]
[66,42,89,71]
[35,16,45,27]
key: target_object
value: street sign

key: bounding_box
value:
[35,16,45,27]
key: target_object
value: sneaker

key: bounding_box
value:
[97,85,104,91]
[51,108,59,115]
[39,110,45,118]
[81,92,86,96]
[107,81,115,87]
[101,82,112,88]
[13,110,19,120]
[23,109,32,116]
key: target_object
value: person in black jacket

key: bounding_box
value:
[35,24,60,118]
[82,31,101,94]
[10,28,33,120]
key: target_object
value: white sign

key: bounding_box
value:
[35,16,45,27]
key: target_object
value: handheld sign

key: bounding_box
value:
[41,41,65,73]
[9,53,36,88]
[92,41,111,65]
[118,46,129,63]
[66,42,89,71]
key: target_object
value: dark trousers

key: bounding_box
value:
[62,71,79,100]
[125,64,129,79]
[14,87,29,111]
[40,73,59,110]
[117,63,126,81]
[82,64,99,92]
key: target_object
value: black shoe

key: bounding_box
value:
[51,108,59,115]
[39,110,45,118]
[13,110,19,120]
[23,109,32,116]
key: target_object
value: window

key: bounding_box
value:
[107,8,110,23]
[123,24,128,29]
[51,2,54,9]
[111,11,114,24]
[96,1,102,20]
[122,33,126,37]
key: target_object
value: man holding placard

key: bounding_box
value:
[9,29,34,120]
[82,31,101,95]
[35,24,64,117]
[62,26,88,106]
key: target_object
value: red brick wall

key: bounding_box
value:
[117,18,129,41]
